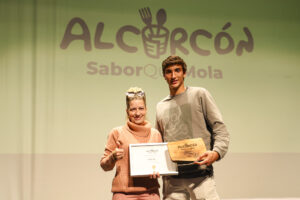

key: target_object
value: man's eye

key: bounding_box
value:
[175,68,181,72]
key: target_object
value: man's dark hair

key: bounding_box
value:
[161,55,187,75]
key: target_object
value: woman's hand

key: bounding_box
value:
[111,141,124,161]
[150,172,160,179]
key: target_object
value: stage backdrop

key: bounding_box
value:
[1,0,300,199]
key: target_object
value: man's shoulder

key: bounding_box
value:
[155,95,172,113]
[157,95,171,104]
[188,86,207,92]
[187,86,209,95]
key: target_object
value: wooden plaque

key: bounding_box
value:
[167,138,207,161]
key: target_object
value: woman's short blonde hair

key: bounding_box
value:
[125,87,146,109]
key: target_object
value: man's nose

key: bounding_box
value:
[171,71,176,78]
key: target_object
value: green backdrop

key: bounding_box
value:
[1,0,300,199]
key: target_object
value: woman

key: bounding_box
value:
[100,87,162,200]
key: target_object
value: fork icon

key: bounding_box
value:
[139,7,154,35]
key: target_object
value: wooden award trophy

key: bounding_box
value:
[167,138,207,161]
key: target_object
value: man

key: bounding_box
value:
[155,55,230,200]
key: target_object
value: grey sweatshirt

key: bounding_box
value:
[155,86,229,160]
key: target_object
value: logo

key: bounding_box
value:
[59,7,255,79]
[60,7,254,59]
[139,8,169,58]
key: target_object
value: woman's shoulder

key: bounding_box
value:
[150,127,160,133]
[109,126,124,137]
[150,128,162,139]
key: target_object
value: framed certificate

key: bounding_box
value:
[129,143,178,177]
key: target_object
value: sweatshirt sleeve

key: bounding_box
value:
[155,103,165,142]
[100,128,119,171]
[155,112,162,137]
[201,88,230,159]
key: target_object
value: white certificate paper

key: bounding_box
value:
[129,143,178,177]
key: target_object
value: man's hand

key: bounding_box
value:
[194,150,219,166]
